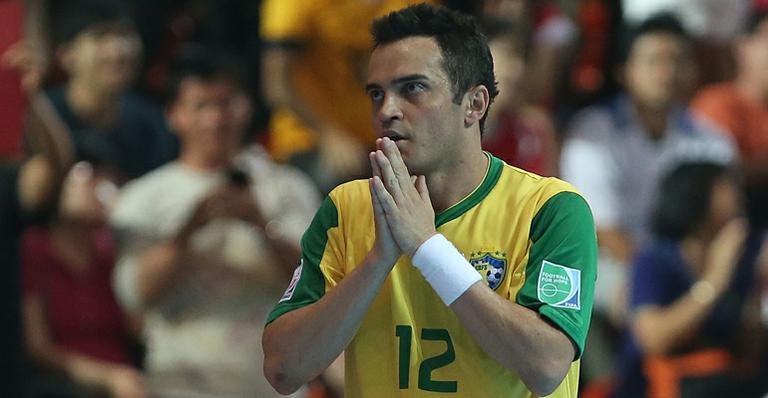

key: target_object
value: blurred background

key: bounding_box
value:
[3,0,768,397]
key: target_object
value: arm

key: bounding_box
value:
[263,175,401,394]
[372,138,597,396]
[23,294,146,398]
[18,94,73,212]
[263,250,395,394]
[261,46,365,173]
[633,219,748,356]
[450,283,575,395]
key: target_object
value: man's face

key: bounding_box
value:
[62,29,142,93]
[366,36,466,175]
[624,33,695,109]
[740,20,768,93]
[168,78,250,164]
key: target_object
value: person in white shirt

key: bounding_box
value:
[110,49,319,398]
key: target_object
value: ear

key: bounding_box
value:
[463,85,490,128]
[56,42,75,74]
[166,102,185,138]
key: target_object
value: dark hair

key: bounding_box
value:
[618,12,691,64]
[744,10,768,36]
[371,3,499,133]
[164,45,248,105]
[50,0,135,47]
[480,17,530,59]
[653,162,732,240]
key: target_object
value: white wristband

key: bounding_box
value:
[411,234,482,306]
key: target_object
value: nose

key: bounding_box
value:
[377,93,403,125]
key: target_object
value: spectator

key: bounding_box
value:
[47,0,175,181]
[22,160,145,398]
[622,0,751,84]
[259,0,428,192]
[110,49,319,397]
[560,13,735,385]
[615,162,767,398]
[693,10,768,228]
[481,17,559,176]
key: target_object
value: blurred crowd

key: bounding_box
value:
[3,0,768,397]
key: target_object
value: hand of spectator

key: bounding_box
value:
[1,40,47,94]
[704,217,748,294]
[106,366,147,398]
[319,127,368,180]
[370,137,436,257]
[177,184,264,244]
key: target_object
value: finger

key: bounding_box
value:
[380,137,412,193]
[375,150,405,203]
[370,151,382,178]
[416,175,430,202]
[410,175,417,185]
[371,175,397,216]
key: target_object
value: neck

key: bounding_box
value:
[52,219,98,241]
[633,101,670,139]
[66,80,120,127]
[735,73,768,105]
[425,140,489,214]
[178,150,232,172]
[680,227,716,273]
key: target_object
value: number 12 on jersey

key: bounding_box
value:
[395,325,458,393]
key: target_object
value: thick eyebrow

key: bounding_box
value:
[365,74,431,93]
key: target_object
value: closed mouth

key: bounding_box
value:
[384,131,406,142]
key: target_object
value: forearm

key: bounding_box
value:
[263,251,395,394]
[633,284,720,355]
[262,48,337,136]
[451,283,574,396]
[29,343,116,389]
[133,239,186,306]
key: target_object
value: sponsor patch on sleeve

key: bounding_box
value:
[537,260,581,310]
[279,259,303,303]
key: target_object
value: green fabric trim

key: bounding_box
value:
[515,191,597,359]
[266,195,339,324]
[435,153,502,227]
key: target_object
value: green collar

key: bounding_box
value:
[435,152,503,227]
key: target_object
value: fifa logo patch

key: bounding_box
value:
[279,259,303,303]
[537,260,581,310]
[469,251,507,290]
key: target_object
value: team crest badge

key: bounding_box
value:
[469,251,507,290]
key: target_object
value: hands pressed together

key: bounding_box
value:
[369,137,437,264]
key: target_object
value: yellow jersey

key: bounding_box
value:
[269,154,597,397]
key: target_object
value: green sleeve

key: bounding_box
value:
[516,191,597,359]
[266,195,339,324]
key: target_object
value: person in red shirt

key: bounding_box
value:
[22,159,145,398]
[481,18,559,176]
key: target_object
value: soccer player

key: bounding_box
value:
[263,4,597,397]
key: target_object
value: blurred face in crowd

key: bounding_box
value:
[705,174,742,234]
[367,37,473,175]
[624,32,695,110]
[59,24,142,95]
[489,35,526,111]
[738,18,768,95]
[58,162,118,226]
[168,77,251,167]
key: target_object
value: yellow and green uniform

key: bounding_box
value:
[268,154,597,397]
[260,0,429,160]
